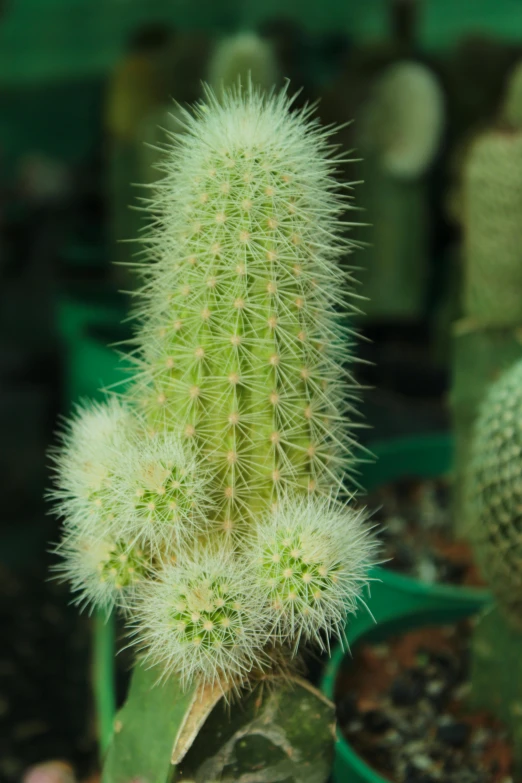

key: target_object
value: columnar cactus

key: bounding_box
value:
[130,86,362,537]
[467,356,522,620]
[359,61,444,180]
[355,60,444,321]
[466,356,522,770]
[463,130,522,325]
[51,84,377,779]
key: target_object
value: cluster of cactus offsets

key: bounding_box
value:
[359,61,445,180]
[463,130,522,326]
[467,356,522,622]
[51,85,377,691]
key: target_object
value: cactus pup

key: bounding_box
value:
[50,84,377,781]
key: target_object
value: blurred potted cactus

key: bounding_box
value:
[208,30,280,96]
[466,356,522,772]
[321,56,522,783]
[50,84,379,782]
[356,60,445,323]
[104,24,176,284]
[450,75,522,532]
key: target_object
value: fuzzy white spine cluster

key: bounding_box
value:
[51,85,376,689]
[252,494,376,650]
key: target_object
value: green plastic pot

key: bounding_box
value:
[359,433,491,627]
[320,433,492,783]
[56,286,130,406]
[55,285,127,345]
[322,602,486,783]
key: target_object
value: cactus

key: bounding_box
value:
[467,356,522,617]
[466,356,522,770]
[208,32,280,95]
[449,319,522,533]
[451,128,522,534]
[463,129,522,326]
[130,85,363,530]
[355,60,444,321]
[359,61,444,180]
[104,32,172,277]
[51,84,377,780]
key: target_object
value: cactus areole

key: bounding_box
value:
[50,84,377,778]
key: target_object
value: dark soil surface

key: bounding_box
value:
[364,477,486,587]
[335,621,513,783]
[0,557,97,782]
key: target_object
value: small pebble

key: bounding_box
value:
[470,727,491,751]
[410,753,435,771]
[417,559,438,584]
[436,721,471,748]
[336,693,358,725]
[363,709,392,734]
[390,674,423,707]
[426,680,445,697]
[403,762,437,783]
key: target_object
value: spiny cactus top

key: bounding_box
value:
[468,356,522,624]
[51,85,377,690]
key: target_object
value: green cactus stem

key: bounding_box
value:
[450,319,522,534]
[355,60,444,322]
[175,677,335,783]
[130,85,362,535]
[467,356,522,616]
[102,658,334,783]
[467,356,522,771]
[463,129,522,326]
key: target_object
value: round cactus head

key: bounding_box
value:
[54,531,152,614]
[252,494,377,650]
[133,546,270,688]
[468,356,522,623]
